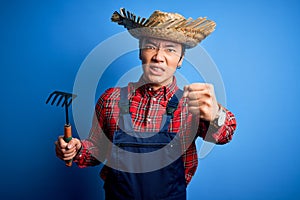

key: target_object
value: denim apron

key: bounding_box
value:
[104,87,186,200]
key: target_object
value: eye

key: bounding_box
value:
[144,45,156,50]
[166,48,176,53]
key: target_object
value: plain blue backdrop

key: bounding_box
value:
[1,0,300,199]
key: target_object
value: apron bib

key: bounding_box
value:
[104,87,186,200]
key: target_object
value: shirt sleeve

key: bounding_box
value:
[197,105,237,144]
[73,91,111,168]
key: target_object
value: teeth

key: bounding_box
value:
[152,67,163,71]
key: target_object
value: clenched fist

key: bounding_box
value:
[55,136,82,161]
[183,83,219,121]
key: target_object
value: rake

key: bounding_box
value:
[46,91,77,167]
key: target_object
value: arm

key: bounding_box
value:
[72,113,107,167]
[73,93,110,167]
[55,123,103,167]
[55,115,103,167]
[197,105,236,144]
[55,91,110,167]
[183,83,237,144]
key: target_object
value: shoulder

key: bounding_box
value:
[96,83,136,106]
[100,87,121,101]
[95,87,121,107]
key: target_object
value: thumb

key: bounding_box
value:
[67,138,81,150]
[74,138,82,150]
[183,85,190,98]
[67,138,76,149]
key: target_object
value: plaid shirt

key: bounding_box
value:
[74,77,237,184]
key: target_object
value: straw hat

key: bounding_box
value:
[111,8,216,48]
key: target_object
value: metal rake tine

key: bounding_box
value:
[62,94,77,107]
[46,90,78,127]
[49,93,60,105]
[46,91,77,107]
[45,92,56,104]
[56,95,65,107]
[66,98,73,107]
[62,95,72,107]
[67,94,77,107]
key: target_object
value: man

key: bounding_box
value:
[55,8,237,200]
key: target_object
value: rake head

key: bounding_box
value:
[46,91,77,125]
[46,91,77,107]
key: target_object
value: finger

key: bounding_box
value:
[67,138,75,149]
[56,145,76,160]
[183,84,209,98]
[188,106,212,120]
[55,140,64,154]
[188,106,200,116]
[186,91,211,101]
[188,83,213,92]
[74,139,82,151]
[62,154,76,161]
[62,150,77,160]
[186,91,200,100]
[56,139,76,154]
[187,99,200,107]
[63,155,75,161]
[57,136,67,149]
[55,142,68,155]
[55,144,64,160]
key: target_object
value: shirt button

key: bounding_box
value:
[152,97,157,101]
[147,118,151,122]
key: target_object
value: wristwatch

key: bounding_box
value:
[210,105,226,130]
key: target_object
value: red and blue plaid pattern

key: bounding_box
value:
[74,77,237,185]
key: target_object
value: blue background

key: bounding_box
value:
[1,0,300,199]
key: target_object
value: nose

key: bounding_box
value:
[152,48,165,62]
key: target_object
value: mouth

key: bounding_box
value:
[149,65,165,74]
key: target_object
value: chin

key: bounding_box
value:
[147,77,162,84]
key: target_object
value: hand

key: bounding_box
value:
[183,83,219,121]
[55,136,82,161]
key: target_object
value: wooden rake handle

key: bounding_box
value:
[64,125,73,167]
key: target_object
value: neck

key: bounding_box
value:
[141,75,173,91]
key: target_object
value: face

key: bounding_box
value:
[139,37,184,90]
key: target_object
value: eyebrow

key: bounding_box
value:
[143,39,156,45]
[164,44,177,48]
[143,39,180,48]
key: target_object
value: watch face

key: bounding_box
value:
[217,110,226,126]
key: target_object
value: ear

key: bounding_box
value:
[139,49,142,60]
[177,55,184,67]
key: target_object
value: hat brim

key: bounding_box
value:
[128,27,205,49]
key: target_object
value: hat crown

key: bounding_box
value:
[148,10,185,23]
[111,8,216,48]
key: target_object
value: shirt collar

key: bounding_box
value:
[128,76,178,102]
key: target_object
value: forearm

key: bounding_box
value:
[73,139,101,168]
[198,106,237,144]
[73,97,109,167]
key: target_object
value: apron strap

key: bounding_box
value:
[160,89,183,132]
[118,87,134,132]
